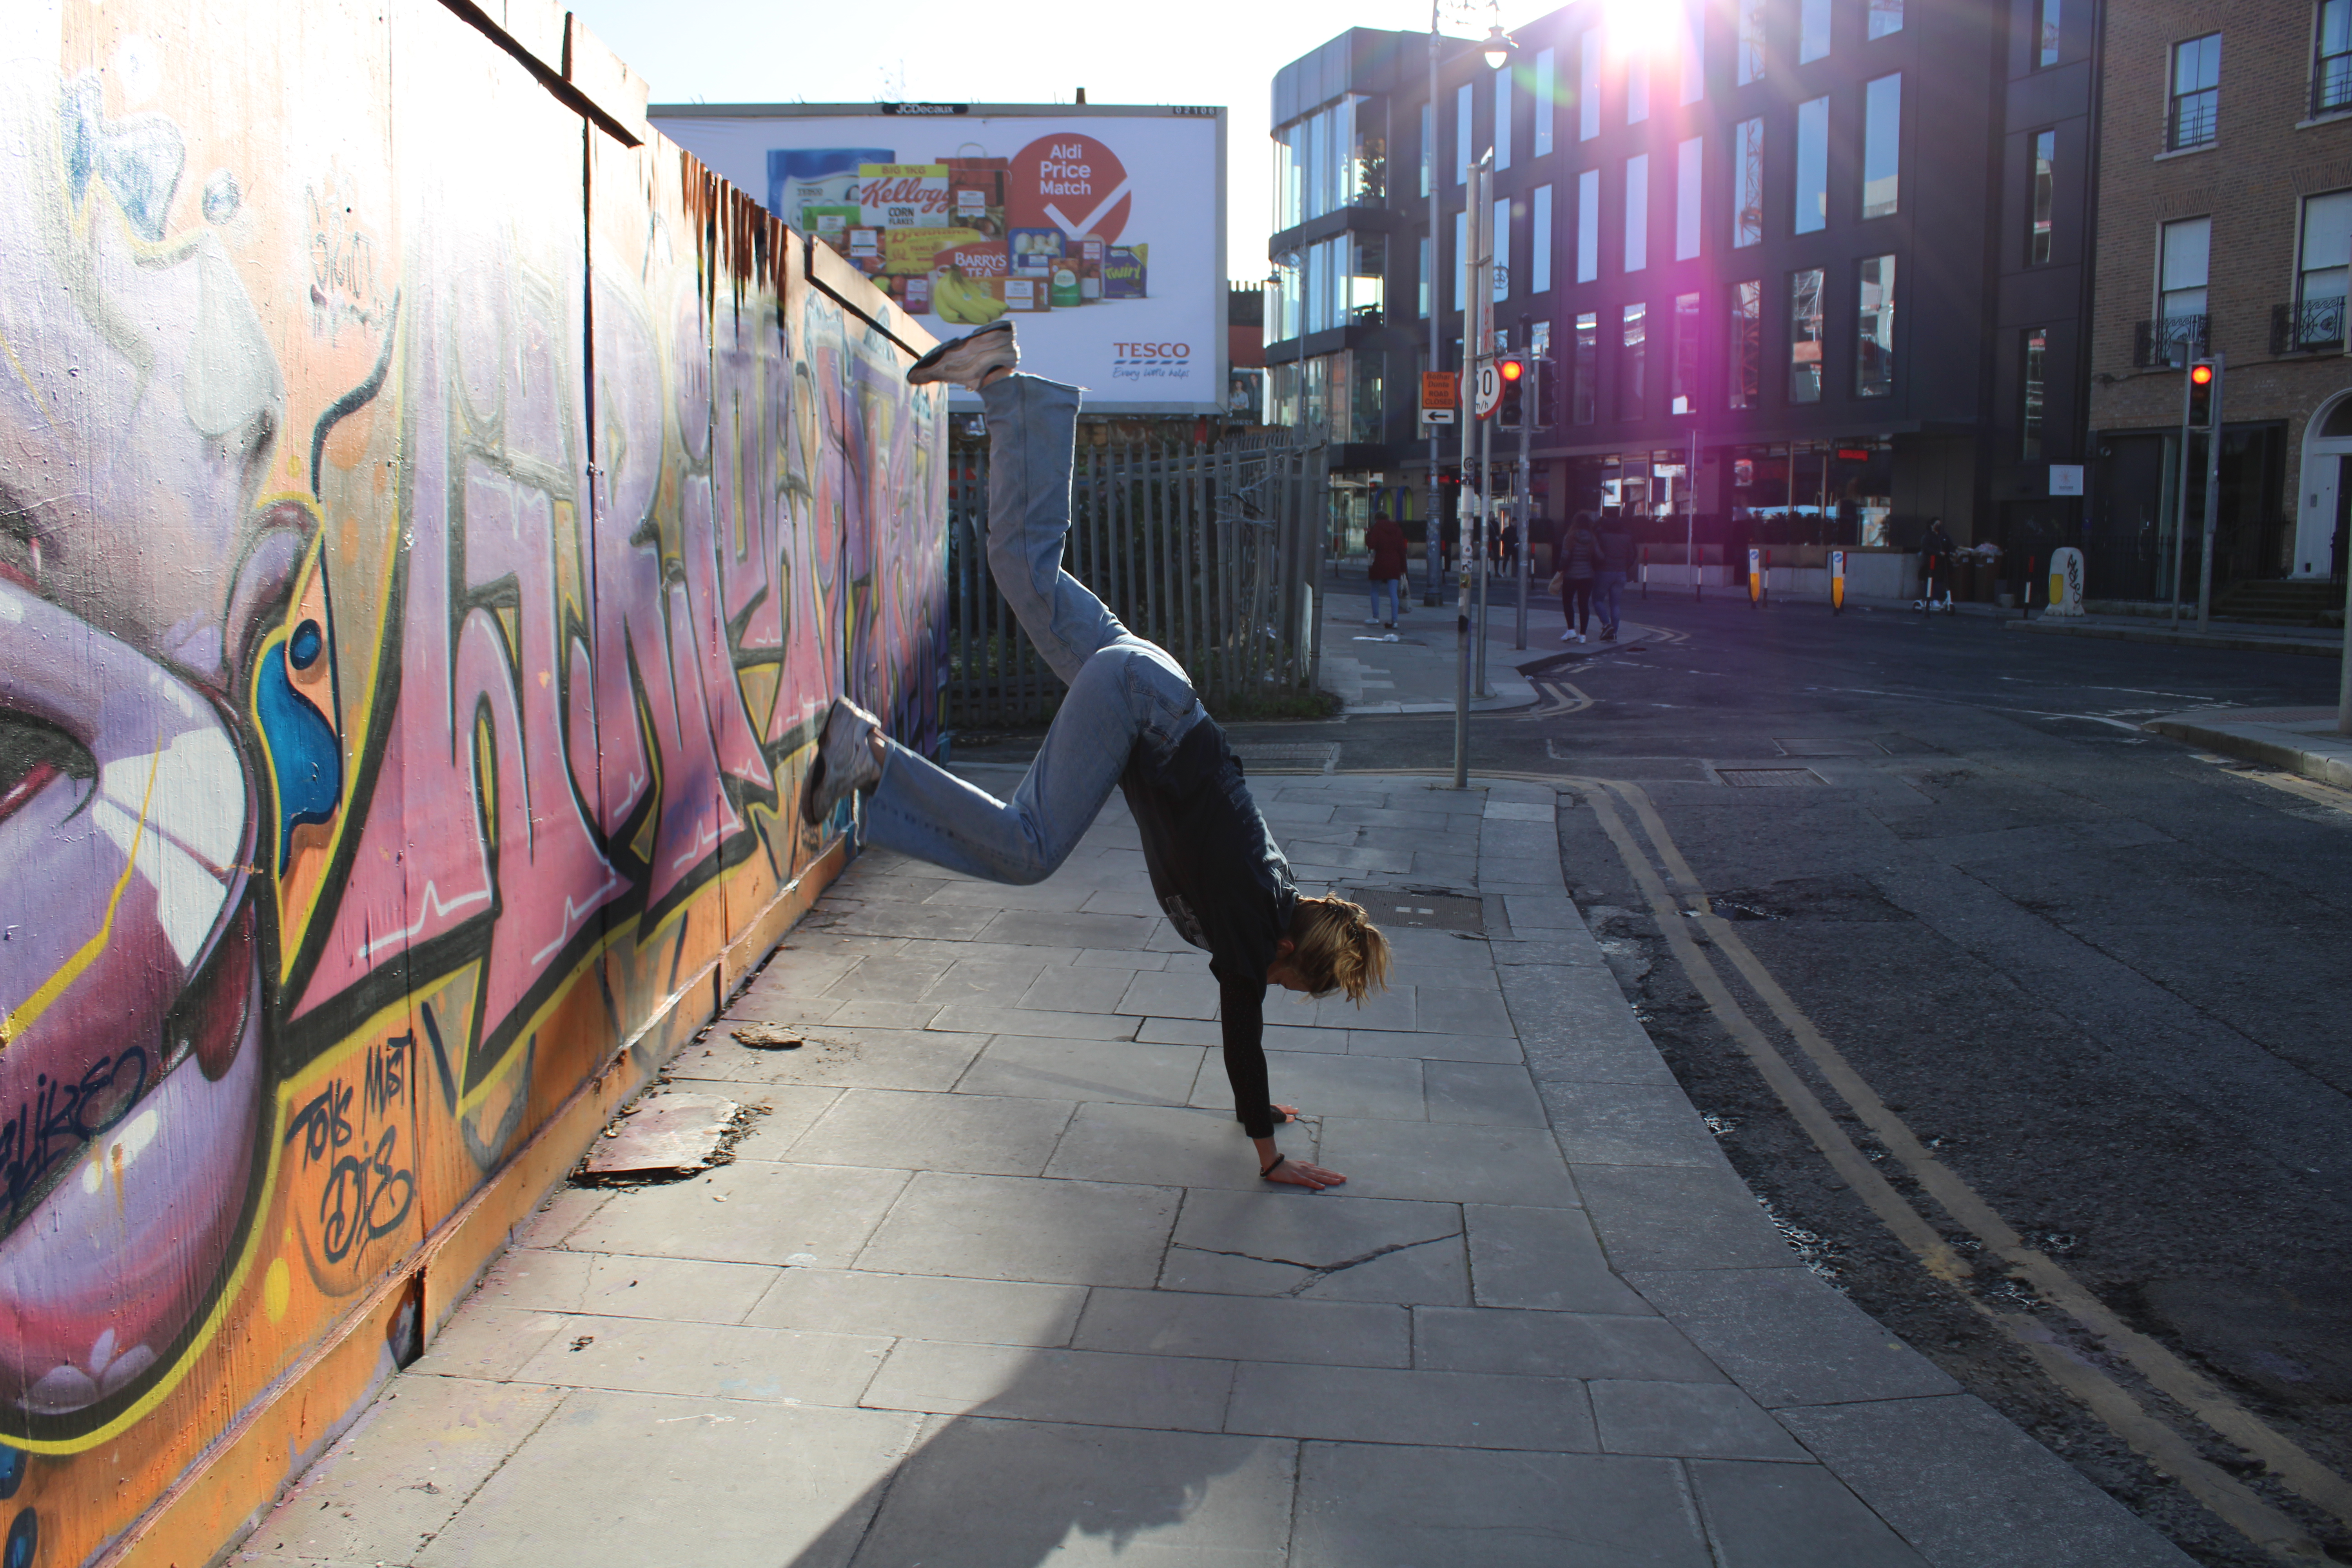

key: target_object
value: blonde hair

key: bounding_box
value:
[1285,895,1392,1003]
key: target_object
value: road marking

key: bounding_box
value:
[1577,777,2348,1560]
[2196,757,2352,817]
[1531,680,1592,716]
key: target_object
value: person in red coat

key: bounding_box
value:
[1365,512,1410,628]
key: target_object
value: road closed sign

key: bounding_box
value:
[1420,370,1458,425]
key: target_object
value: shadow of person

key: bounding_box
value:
[785,1388,1286,1568]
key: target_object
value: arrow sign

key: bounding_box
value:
[1474,363,1502,419]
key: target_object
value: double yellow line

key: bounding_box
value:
[1575,777,2350,1564]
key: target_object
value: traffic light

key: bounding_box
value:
[2187,359,2216,428]
[1497,355,1526,429]
[1534,357,1558,430]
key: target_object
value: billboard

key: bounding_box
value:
[653,104,1227,413]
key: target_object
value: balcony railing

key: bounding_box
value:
[2318,53,2352,116]
[2133,314,2208,368]
[2272,296,2347,356]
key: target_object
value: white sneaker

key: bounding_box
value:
[1559,628,1575,642]
[1363,618,1382,626]
[802,698,883,825]
[906,320,1018,391]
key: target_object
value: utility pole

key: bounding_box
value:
[1422,7,1444,610]
[1453,154,1490,790]
[1513,345,1533,652]
[2170,355,2199,625]
[1472,159,1495,703]
[2194,352,2224,632]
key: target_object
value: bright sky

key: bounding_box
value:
[567,0,1510,281]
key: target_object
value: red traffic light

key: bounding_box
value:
[1500,358,1524,381]
[2190,362,2214,385]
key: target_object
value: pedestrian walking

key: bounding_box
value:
[1551,510,1598,643]
[1916,516,1958,613]
[1365,510,1408,629]
[1593,510,1631,643]
[802,321,1391,1189]
[1499,517,1520,575]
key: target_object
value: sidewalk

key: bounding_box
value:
[231,769,2190,1568]
[2012,611,2344,658]
[2145,705,2352,788]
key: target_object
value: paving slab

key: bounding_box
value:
[1292,1443,1712,1568]
[1225,1362,1596,1451]
[855,1170,1181,1287]
[862,1339,1233,1430]
[744,1268,1087,1347]
[851,1416,1295,1568]
[413,1390,920,1568]
[784,1087,1074,1176]
[953,1033,1203,1105]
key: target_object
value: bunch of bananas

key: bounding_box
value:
[932,267,1008,325]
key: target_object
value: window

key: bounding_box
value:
[1733,118,1764,246]
[1277,124,1303,228]
[1629,56,1650,124]
[1352,234,1386,326]
[1454,210,1469,309]
[2292,192,2352,350]
[1577,169,1601,282]
[1419,234,1432,318]
[1457,83,1473,183]
[1795,97,1829,234]
[1574,311,1599,423]
[2319,0,2352,115]
[2022,328,2048,459]
[1625,154,1650,272]
[1581,29,1602,141]
[1739,0,1767,83]
[1619,302,1648,420]
[1790,268,1824,403]
[2160,216,2210,320]
[2169,34,2220,150]
[1870,0,1903,39]
[1856,254,1895,397]
[1672,291,1702,414]
[2036,0,2061,67]
[1729,280,1762,408]
[1533,184,1555,293]
[1800,0,1831,62]
[1307,111,1328,218]
[1494,196,1512,301]
[1421,102,1433,198]
[1682,0,1707,102]
[1535,47,1557,156]
[1862,74,1900,219]
[1496,66,1514,171]
[1677,137,1704,260]
[2029,130,2055,264]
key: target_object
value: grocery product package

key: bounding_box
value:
[1103,244,1148,299]
[768,147,896,232]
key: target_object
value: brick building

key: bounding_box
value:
[2086,0,2352,601]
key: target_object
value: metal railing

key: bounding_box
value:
[943,425,1331,728]
[2318,52,2352,116]
[2133,313,2208,368]
[2271,295,2347,355]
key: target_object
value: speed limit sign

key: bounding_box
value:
[1473,363,1501,419]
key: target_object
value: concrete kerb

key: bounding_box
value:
[1453,772,2195,1567]
[2144,708,2352,789]
[2016,616,2344,658]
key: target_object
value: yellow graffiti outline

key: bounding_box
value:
[0,325,59,431]
[0,744,158,1047]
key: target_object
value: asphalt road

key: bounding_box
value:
[960,598,2352,1566]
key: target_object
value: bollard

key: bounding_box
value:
[1831,548,1846,614]
[1748,546,1763,608]
[2023,555,2036,621]
[1640,544,1649,601]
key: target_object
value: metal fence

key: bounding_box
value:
[944,426,1331,728]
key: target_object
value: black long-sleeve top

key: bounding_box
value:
[1119,714,1296,1138]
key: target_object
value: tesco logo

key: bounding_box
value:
[1113,342,1191,358]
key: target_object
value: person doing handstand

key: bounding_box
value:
[801,320,1391,1190]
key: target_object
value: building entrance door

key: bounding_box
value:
[2292,391,2352,577]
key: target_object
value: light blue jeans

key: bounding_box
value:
[1367,576,1400,623]
[863,375,1205,884]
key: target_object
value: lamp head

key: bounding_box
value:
[1481,23,1514,69]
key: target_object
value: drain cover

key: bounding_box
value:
[1341,888,1484,933]
[1718,768,1827,787]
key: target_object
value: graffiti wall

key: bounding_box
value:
[0,0,944,1560]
